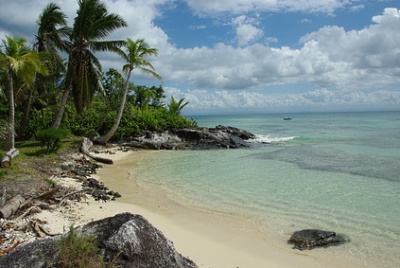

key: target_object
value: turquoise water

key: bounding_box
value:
[132,111,400,267]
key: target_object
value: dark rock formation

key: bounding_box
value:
[288,229,348,250]
[0,213,197,268]
[124,125,256,150]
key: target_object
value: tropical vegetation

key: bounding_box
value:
[0,0,195,156]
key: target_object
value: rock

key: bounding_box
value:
[0,213,197,268]
[124,125,256,150]
[288,229,348,250]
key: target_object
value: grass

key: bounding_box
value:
[56,226,107,268]
[1,137,80,167]
[0,136,82,194]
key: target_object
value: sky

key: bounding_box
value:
[0,0,399,115]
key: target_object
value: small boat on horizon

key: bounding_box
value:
[283,117,292,120]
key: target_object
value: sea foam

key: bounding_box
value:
[246,134,296,144]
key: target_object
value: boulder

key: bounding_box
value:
[288,229,348,250]
[0,213,197,268]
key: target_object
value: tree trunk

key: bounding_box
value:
[80,137,113,164]
[96,71,132,144]
[1,148,19,168]
[0,195,25,219]
[4,74,15,151]
[52,88,70,128]
[17,87,33,139]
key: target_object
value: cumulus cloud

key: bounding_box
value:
[231,15,263,46]
[155,7,400,92]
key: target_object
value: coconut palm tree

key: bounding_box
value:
[96,38,161,144]
[35,3,70,53]
[0,36,48,151]
[53,0,127,128]
[17,3,70,138]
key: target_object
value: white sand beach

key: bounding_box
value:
[40,148,363,268]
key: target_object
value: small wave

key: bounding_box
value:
[246,134,296,144]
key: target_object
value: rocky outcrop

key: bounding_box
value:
[0,213,197,268]
[288,229,348,250]
[124,125,256,149]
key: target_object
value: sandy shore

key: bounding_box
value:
[40,149,362,268]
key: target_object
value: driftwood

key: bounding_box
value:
[1,148,19,168]
[0,195,25,219]
[0,187,6,207]
[36,187,60,200]
[14,206,42,221]
[79,137,113,164]
[58,188,91,206]
[31,220,45,238]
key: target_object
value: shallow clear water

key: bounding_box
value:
[132,111,400,267]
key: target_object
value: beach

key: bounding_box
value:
[47,148,363,268]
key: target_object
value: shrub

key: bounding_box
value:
[36,128,70,154]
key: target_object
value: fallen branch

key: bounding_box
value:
[80,137,113,164]
[35,187,60,200]
[38,224,60,237]
[0,187,6,207]
[31,220,45,238]
[0,195,25,219]
[14,206,42,222]
[58,188,92,207]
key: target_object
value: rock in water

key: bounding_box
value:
[0,213,197,268]
[288,229,347,250]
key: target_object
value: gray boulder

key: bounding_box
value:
[0,213,197,268]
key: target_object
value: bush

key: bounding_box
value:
[36,128,70,154]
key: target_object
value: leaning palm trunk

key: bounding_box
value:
[96,71,132,144]
[52,88,70,128]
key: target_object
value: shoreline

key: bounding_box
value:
[77,149,361,268]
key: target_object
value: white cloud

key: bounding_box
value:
[350,4,364,12]
[156,7,400,93]
[232,15,263,46]
[185,0,356,15]
[165,87,400,115]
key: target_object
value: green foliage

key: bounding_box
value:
[56,226,106,268]
[36,128,70,154]
[0,121,7,141]
[26,107,56,138]
[60,100,107,136]
[102,68,134,111]
[167,96,189,115]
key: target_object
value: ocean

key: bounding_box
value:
[130,111,400,267]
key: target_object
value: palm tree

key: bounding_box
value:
[0,36,48,151]
[96,38,161,144]
[168,96,189,116]
[18,3,70,138]
[35,3,70,53]
[53,0,127,127]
